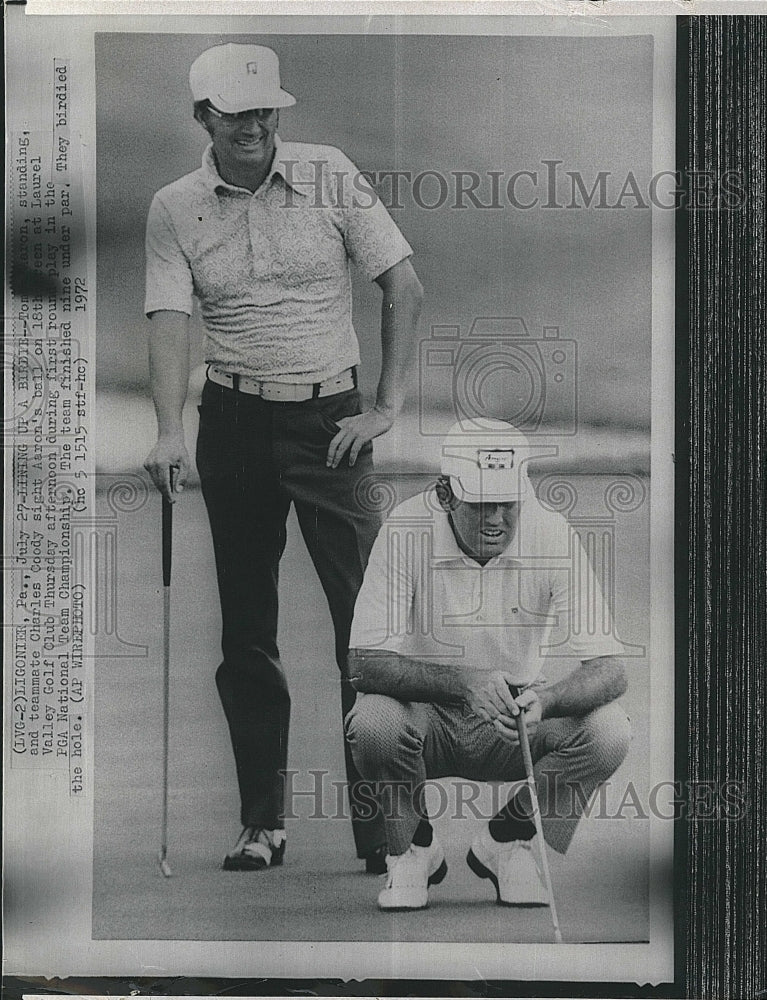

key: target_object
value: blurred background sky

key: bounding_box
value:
[95,31,654,471]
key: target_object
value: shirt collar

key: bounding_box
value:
[201,135,312,197]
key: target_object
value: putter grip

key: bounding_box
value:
[517,707,533,762]
[509,683,535,769]
[162,495,172,587]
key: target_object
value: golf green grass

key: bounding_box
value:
[92,474,651,943]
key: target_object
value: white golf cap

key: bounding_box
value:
[189,43,296,112]
[440,418,533,503]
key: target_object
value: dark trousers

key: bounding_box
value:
[196,378,385,858]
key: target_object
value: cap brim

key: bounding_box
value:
[450,474,529,504]
[210,88,296,112]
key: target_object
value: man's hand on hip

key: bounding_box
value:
[491,687,545,747]
[144,434,190,501]
[326,406,394,468]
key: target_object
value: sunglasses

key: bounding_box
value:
[206,105,276,124]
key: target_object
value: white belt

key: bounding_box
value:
[207,365,355,402]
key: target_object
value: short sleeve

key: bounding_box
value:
[331,150,413,282]
[548,526,627,661]
[349,518,416,652]
[144,194,194,317]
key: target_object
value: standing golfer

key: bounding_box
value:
[143,43,423,873]
[346,419,631,910]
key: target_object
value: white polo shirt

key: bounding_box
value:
[349,489,626,687]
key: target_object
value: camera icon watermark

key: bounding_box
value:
[418,316,578,437]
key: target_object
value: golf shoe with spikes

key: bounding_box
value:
[223,827,286,871]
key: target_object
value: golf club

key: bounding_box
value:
[158,468,176,878]
[516,706,563,943]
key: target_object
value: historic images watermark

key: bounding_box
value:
[279,160,747,212]
[417,316,577,437]
[279,770,749,824]
[352,471,646,661]
[352,312,646,660]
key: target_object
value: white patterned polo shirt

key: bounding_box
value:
[145,137,413,383]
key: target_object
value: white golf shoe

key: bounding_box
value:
[377,839,448,911]
[467,828,549,906]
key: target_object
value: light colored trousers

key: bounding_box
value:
[345,695,631,856]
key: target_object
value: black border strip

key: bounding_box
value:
[683,15,767,1000]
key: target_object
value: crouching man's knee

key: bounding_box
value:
[582,702,632,780]
[345,694,424,778]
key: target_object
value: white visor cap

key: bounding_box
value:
[190,44,296,112]
[440,418,533,503]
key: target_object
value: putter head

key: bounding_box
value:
[159,851,172,878]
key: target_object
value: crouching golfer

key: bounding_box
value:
[345,419,631,910]
[143,42,422,874]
